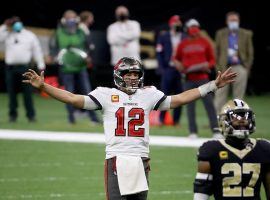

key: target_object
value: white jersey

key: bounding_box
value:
[84,86,171,159]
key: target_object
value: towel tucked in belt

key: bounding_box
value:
[116,155,149,195]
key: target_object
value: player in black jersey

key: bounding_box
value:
[193,99,270,200]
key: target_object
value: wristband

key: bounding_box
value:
[198,81,217,97]
[194,193,209,200]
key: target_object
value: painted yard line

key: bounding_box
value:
[0,129,210,147]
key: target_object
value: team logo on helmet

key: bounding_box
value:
[218,99,256,139]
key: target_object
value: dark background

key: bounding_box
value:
[0,0,269,94]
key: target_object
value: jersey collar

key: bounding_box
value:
[219,138,257,159]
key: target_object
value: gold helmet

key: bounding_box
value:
[218,99,255,139]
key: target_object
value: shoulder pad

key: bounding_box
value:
[257,138,270,152]
[198,140,221,161]
[90,87,112,94]
[143,85,156,90]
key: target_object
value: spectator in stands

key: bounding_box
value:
[214,11,254,112]
[156,15,186,126]
[79,10,95,68]
[0,16,45,122]
[107,6,141,66]
[174,19,221,139]
[79,11,94,36]
[49,10,100,124]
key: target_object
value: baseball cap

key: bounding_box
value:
[168,15,181,26]
[185,19,200,27]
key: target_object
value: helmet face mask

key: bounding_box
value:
[218,99,256,139]
[113,57,144,93]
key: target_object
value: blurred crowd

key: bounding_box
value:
[0,6,254,137]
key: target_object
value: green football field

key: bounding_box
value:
[0,93,269,199]
[0,140,197,200]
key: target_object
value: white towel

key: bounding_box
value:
[116,155,149,195]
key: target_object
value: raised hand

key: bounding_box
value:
[22,69,45,89]
[215,67,237,88]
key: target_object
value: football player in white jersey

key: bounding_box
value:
[23,57,236,200]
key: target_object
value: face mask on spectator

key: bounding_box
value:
[66,19,78,27]
[187,27,200,36]
[173,25,182,32]
[64,19,78,33]
[12,22,23,32]
[228,21,239,30]
[117,14,129,21]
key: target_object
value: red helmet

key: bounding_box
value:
[113,57,144,93]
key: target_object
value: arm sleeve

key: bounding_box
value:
[194,193,209,200]
[120,21,141,41]
[83,95,99,110]
[152,88,171,111]
[85,87,105,110]
[259,139,270,164]
[107,22,141,45]
[0,24,9,42]
[158,96,171,111]
[107,25,126,46]
[31,33,45,70]
[197,141,214,162]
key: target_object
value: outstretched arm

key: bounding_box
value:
[170,67,237,108]
[22,70,85,108]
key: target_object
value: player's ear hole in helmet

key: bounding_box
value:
[113,57,144,93]
[218,99,256,139]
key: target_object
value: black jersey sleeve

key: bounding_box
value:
[197,140,220,162]
[257,139,270,164]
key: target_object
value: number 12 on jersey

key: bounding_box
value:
[115,107,145,137]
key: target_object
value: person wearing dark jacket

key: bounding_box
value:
[156,15,186,126]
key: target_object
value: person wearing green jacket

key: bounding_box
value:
[50,10,100,124]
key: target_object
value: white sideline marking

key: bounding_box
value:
[0,129,210,147]
[1,190,190,199]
